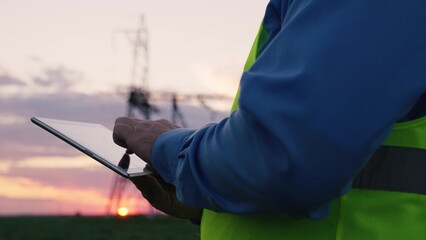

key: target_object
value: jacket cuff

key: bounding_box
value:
[151,128,196,184]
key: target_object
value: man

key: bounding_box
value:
[113,0,426,239]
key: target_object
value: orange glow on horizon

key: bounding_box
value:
[0,161,154,215]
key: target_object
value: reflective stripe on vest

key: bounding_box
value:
[201,21,426,240]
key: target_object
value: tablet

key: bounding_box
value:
[31,117,151,178]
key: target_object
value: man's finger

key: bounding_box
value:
[112,122,134,148]
[117,154,130,170]
[115,117,137,125]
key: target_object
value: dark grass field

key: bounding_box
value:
[0,215,200,240]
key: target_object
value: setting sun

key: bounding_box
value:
[117,207,129,217]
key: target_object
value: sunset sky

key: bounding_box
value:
[0,0,269,215]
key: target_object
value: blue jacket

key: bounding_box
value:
[151,0,426,218]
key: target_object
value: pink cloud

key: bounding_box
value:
[0,91,228,215]
[0,74,26,86]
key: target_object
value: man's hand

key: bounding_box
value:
[113,118,201,220]
[113,117,178,165]
[131,167,202,220]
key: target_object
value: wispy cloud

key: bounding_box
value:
[0,74,27,87]
[0,89,228,215]
[32,66,84,92]
[0,114,26,125]
[0,92,227,160]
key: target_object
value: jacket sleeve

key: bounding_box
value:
[151,0,426,218]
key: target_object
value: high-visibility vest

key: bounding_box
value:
[201,22,426,240]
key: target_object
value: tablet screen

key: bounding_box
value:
[32,117,149,177]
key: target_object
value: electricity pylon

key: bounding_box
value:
[106,15,152,216]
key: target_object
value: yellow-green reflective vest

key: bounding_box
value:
[201,23,426,240]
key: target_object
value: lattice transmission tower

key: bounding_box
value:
[105,15,232,216]
[106,15,154,216]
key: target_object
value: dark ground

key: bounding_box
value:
[0,215,200,240]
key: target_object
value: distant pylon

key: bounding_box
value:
[106,14,151,216]
[171,94,187,127]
